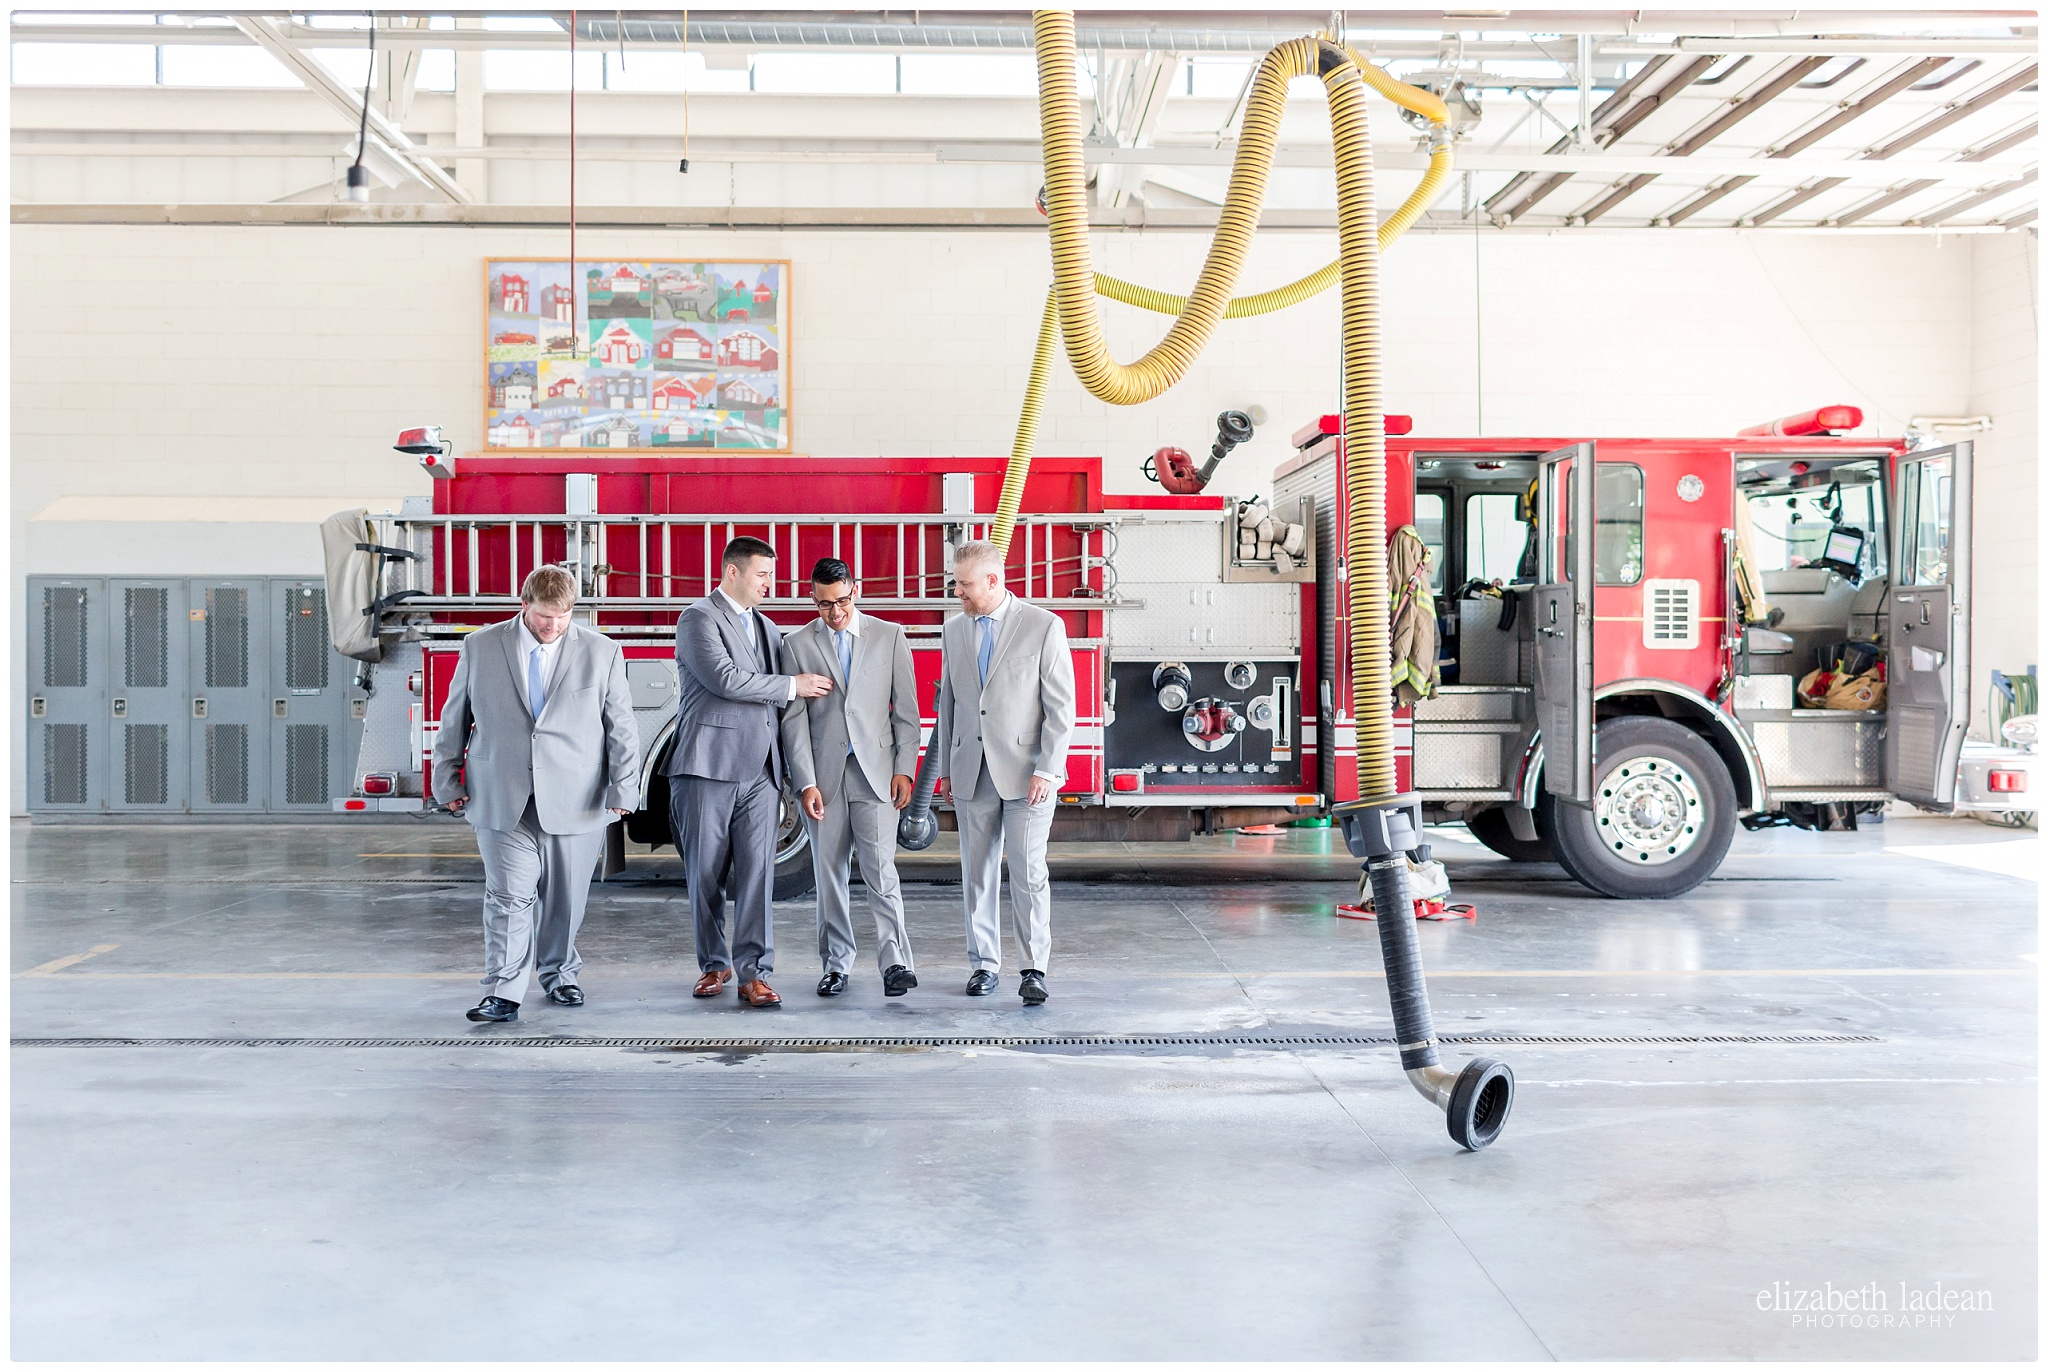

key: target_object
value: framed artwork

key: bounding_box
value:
[484,257,791,453]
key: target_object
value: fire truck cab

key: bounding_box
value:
[1274,417,1977,897]
[333,413,1977,902]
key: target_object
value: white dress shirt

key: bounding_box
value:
[715,586,797,702]
[515,614,564,717]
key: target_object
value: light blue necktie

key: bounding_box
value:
[976,616,995,684]
[836,628,856,757]
[527,644,547,718]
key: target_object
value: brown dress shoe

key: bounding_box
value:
[737,979,783,1008]
[693,969,733,998]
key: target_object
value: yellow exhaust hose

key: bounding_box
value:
[987,21,1452,570]
[998,10,1403,800]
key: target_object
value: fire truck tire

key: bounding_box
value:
[1537,717,1737,900]
[1463,807,1554,863]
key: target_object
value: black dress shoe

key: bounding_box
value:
[965,969,999,997]
[545,984,584,1007]
[1019,969,1049,1005]
[817,971,849,997]
[883,964,919,997]
[466,996,519,1023]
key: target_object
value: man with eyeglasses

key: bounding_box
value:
[779,558,922,997]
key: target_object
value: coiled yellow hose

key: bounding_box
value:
[988,25,1453,558]
[1003,10,1404,800]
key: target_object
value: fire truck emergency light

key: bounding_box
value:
[395,426,455,479]
[1737,405,1865,438]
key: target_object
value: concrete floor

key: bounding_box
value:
[11,813,2037,1360]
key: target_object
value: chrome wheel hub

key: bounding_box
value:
[1595,755,1704,865]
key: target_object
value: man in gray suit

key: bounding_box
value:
[934,539,1075,1004]
[432,565,640,1023]
[780,558,922,998]
[669,535,834,1009]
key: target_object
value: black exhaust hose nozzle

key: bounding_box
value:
[1337,796,1515,1151]
[896,736,944,850]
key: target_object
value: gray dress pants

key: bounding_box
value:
[953,765,1054,973]
[806,764,914,975]
[472,798,610,1005]
[672,771,780,984]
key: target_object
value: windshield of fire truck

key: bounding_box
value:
[1739,458,1889,580]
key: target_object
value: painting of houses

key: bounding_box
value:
[539,282,576,322]
[655,325,715,367]
[713,263,781,322]
[586,261,653,319]
[588,369,649,410]
[488,258,788,450]
[495,272,530,315]
[717,325,779,371]
[652,374,718,411]
[489,361,538,411]
[590,320,649,367]
[487,414,534,448]
[653,411,720,448]
[718,373,779,410]
[583,415,645,449]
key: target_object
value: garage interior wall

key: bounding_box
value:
[10,224,2037,811]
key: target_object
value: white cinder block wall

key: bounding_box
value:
[1966,234,2039,739]
[11,224,2033,811]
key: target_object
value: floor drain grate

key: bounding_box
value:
[9,1032,1883,1050]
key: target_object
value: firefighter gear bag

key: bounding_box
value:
[1798,665,1887,711]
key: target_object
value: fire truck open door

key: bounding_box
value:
[1887,441,1973,809]
[1534,443,1597,806]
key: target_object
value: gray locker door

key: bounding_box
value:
[189,579,271,812]
[270,581,350,810]
[27,578,106,813]
[109,579,190,811]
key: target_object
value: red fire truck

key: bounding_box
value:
[333,410,1976,900]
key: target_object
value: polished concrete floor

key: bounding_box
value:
[11,813,2038,1360]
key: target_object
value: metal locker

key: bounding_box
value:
[107,580,190,811]
[188,579,270,811]
[269,581,355,810]
[26,578,106,813]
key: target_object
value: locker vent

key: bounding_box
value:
[42,586,88,689]
[284,589,329,691]
[285,723,329,804]
[1642,579,1700,650]
[206,723,250,806]
[125,586,170,689]
[124,723,170,806]
[43,724,88,805]
[205,587,250,689]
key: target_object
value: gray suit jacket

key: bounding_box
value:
[668,592,792,784]
[431,619,641,834]
[779,614,920,801]
[934,595,1076,801]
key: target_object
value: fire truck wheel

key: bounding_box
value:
[772,790,816,901]
[1537,717,1736,899]
[1463,807,1554,863]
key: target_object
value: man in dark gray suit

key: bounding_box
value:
[669,535,834,1008]
[432,565,640,1023]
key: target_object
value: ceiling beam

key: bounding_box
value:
[1745,60,2038,225]
[1658,56,1951,226]
[1570,55,1829,224]
[230,15,471,203]
[1494,53,1720,223]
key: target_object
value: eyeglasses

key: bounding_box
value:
[812,593,855,611]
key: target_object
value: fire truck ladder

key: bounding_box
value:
[361,511,1122,636]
